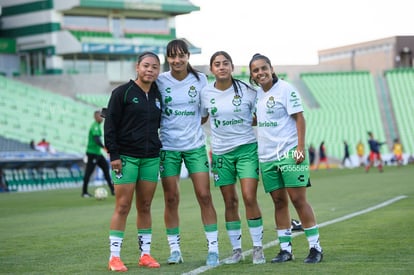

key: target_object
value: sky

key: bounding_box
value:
[175,0,414,66]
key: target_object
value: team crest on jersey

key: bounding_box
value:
[232,95,242,112]
[188,86,197,103]
[266,96,276,114]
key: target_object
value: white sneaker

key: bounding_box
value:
[167,250,183,264]
[206,251,219,266]
[252,246,266,264]
[224,248,244,264]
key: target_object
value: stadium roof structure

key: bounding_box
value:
[75,0,200,16]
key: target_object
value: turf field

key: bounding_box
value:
[1,165,413,274]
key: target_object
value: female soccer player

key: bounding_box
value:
[156,39,219,267]
[201,51,265,265]
[104,52,162,271]
[249,53,323,264]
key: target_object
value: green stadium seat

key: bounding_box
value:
[0,75,95,154]
[301,71,387,159]
[385,68,414,154]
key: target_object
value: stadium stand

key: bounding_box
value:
[301,71,388,159]
[385,68,414,154]
[76,94,110,108]
[0,136,32,152]
[0,75,95,191]
[0,75,95,154]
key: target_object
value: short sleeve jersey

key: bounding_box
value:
[157,72,208,151]
[255,79,304,162]
[86,121,103,155]
[201,81,257,155]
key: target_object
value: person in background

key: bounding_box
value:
[342,141,352,167]
[356,140,365,167]
[29,140,36,150]
[0,168,8,192]
[308,144,316,169]
[365,131,385,173]
[34,138,56,153]
[36,138,50,152]
[249,53,323,264]
[81,110,114,198]
[201,51,265,265]
[391,138,403,166]
[156,39,219,266]
[317,141,329,169]
[104,52,162,272]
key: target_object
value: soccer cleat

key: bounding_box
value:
[138,254,160,268]
[108,256,128,272]
[224,248,244,264]
[81,193,92,198]
[167,250,183,264]
[252,246,266,264]
[291,219,303,231]
[206,251,219,266]
[271,250,294,263]
[304,247,323,263]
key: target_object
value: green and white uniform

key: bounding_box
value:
[256,79,309,192]
[200,82,257,155]
[255,79,304,162]
[157,72,207,151]
[157,72,209,177]
[201,81,258,185]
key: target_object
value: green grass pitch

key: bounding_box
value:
[0,165,413,274]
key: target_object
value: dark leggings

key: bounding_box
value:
[82,153,114,194]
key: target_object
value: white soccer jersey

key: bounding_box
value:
[201,81,257,155]
[255,79,304,162]
[157,71,208,151]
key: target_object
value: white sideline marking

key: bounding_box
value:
[182,195,408,275]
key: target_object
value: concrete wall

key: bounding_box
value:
[16,73,114,98]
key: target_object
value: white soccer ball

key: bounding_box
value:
[94,187,108,200]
